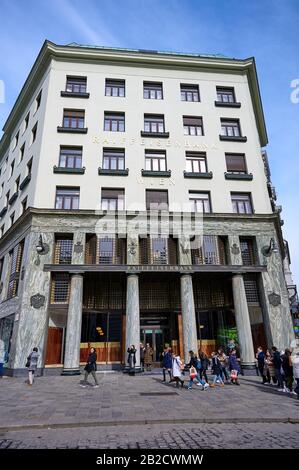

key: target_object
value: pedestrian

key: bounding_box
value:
[256,346,267,384]
[264,350,275,384]
[140,343,145,372]
[210,352,224,387]
[127,344,137,376]
[271,346,284,391]
[218,348,229,382]
[282,349,294,393]
[186,351,209,390]
[199,350,210,383]
[0,339,6,379]
[81,347,99,387]
[26,347,39,386]
[161,346,172,382]
[228,349,241,385]
[169,353,184,388]
[144,343,153,371]
[291,351,299,398]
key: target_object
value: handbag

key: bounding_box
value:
[189,366,197,379]
[230,369,238,380]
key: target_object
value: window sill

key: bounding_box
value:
[9,191,19,205]
[0,206,8,218]
[219,135,247,142]
[225,172,253,180]
[53,166,86,174]
[140,131,170,138]
[98,168,129,176]
[19,173,31,190]
[57,127,88,134]
[184,171,213,179]
[60,91,90,98]
[215,101,241,108]
[141,170,171,177]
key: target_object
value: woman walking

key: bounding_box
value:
[81,347,99,387]
[26,347,39,386]
[170,353,184,388]
[218,349,229,382]
[210,352,224,387]
[186,351,208,390]
[144,343,153,371]
[228,349,241,385]
[199,351,210,384]
[264,350,276,384]
[161,346,172,382]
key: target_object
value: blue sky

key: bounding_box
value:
[0,0,299,283]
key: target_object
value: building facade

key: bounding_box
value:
[0,41,295,375]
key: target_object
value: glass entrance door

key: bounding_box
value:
[140,328,165,362]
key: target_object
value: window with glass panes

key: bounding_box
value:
[221,119,241,137]
[180,84,200,101]
[183,116,203,136]
[104,112,125,132]
[186,152,207,173]
[54,236,73,264]
[7,241,24,299]
[50,273,70,304]
[145,151,166,171]
[231,193,253,214]
[59,147,82,168]
[189,192,211,213]
[144,114,165,133]
[63,110,85,128]
[216,87,236,103]
[105,79,125,97]
[151,237,168,264]
[103,148,125,170]
[101,189,124,210]
[66,76,87,93]
[55,187,80,210]
[143,82,163,99]
[146,190,168,210]
[225,153,247,174]
[240,238,256,265]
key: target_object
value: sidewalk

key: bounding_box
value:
[0,372,298,431]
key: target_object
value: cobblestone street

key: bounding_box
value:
[0,372,298,449]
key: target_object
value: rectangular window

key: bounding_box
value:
[36,90,42,110]
[146,190,168,210]
[31,123,38,143]
[21,197,27,214]
[59,146,82,169]
[50,273,70,304]
[145,150,166,171]
[221,119,241,137]
[191,235,227,265]
[231,193,253,214]
[54,236,73,264]
[240,238,257,265]
[20,143,25,163]
[225,153,247,174]
[63,109,85,129]
[143,82,163,100]
[97,236,126,265]
[185,152,207,173]
[216,87,236,103]
[103,148,125,170]
[189,192,211,213]
[144,114,165,133]
[183,116,204,136]
[105,79,125,97]
[139,236,178,265]
[101,188,125,210]
[104,112,125,132]
[55,187,80,210]
[180,84,200,102]
[7,241,24,299]
[244,274,260,304]
[66,76,87,93]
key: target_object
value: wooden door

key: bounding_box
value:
[45,327,63,365]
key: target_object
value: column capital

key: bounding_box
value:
[71,271,84,277]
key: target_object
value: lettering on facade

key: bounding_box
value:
[126,265,193,273]
[92,136,219,151]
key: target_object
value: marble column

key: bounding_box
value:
[180,274,198,364]
[232,274,255,369]
[62,273,83,375]
[125,274,141,372]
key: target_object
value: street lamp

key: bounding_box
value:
[36,235,49,255]
[261,237,278,257]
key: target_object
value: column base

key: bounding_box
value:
[123,365,142,374]
[241,363,256,370]
[61,368,81,376]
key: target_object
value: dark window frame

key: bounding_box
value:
[221,119,241,137]
[102,148,125,170]
[145,150,167,172]
[183,116,204,136]
[189,191,211,213]
[180,84,200,102]
[146,189,169,211]
[144,114,165,133]
[225,153,247,174]
[101,188,125,211]
[231,192,253,214]
[143,81,163,100]
[62,109,85,129]
[59,146,83,169]
[186,152,207,173]
[55,187,80,210]
[216,87,236,103]
[66,76,87,94]
[105,79,125,97]
[104,112,125,132]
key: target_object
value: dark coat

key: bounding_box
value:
[200,356,210,370]
[228,354,240,372]
[257,351,265,366]
[127,347,137,366]
[282,355,293,376]
[84,352,97,373]
[211,356,221,375]
[162,351,172,369]
[186,356,198,370]
[272,351,282,369]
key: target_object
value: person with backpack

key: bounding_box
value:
[186,350,209,390]
[26,347,39,386]
[170,353,184,388]
[210,351,224,387]
[80,347,99,387]
[271,346,284,391]
[161,346,172,382]
[228,349,241,385]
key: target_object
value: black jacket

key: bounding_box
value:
[211,356,221,375]
[272,351,282,369]
[186,356,198,369]
[127,347,137,365]
[84,352,97,372]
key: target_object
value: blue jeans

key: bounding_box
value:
[188,375,206,388]
[275,368,284,388]
[213,374,224,384]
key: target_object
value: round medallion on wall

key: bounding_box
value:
[231,243,240,255]
[30,294,46,309]
[268,292,281,307]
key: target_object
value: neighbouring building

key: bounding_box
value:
[0,41,295,375]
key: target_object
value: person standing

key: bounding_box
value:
[282,349,294,393]
[170,353,184,388]
[199,351,209,384]
[140,343,145,372]
[26,347,39,386]
[218,349,229,382]
[264,350,275,384]
[144,343,153,371]
[292,351,299,398]
[0,339,6,379]
[127,345,137,376]
[210,352,224,387]
[272,346,284,390]
[228,349,241,385]
[81,347,99,387]
[161,346,172,382]
[256,346,267,384]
